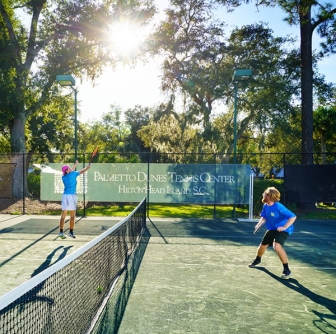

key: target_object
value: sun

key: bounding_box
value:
[109,21,144,56]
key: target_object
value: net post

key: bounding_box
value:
[249,170,254,220]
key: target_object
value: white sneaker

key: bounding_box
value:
[281,269,291,279]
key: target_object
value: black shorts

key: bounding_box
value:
[261,230,289,246]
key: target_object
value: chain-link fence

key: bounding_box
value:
[1,152,335,216]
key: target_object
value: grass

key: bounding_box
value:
[297,203,336,220]
[70,203,247,219]
[44,202,336,220]
[298,210,336,220]
[145,204,246,219]
[74,203,336,220]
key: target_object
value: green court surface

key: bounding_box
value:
[118,218,336,333]
[0,215,120,296]
[0,216,335,333]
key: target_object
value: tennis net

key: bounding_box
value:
[0,198,148,334]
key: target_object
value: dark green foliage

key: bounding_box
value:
[253,178,284,215]
[27,169,41,197]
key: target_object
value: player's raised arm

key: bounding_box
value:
[79,165,90,175]
[71,160,79,171]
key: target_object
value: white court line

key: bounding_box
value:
[145,262,336,270]
[251,265,336,270]
[150,235,336,239]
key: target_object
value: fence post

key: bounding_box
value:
[214,153,216,219]
[83,153,87,217]
[23,153,26,215]
[146,152,150,218]
[283,152,286,206]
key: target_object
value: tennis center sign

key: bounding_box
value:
[40,163,251,204]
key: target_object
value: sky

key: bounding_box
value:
[77,1,336,123]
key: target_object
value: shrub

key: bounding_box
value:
[27,169,41,197]
[253,179,284,215]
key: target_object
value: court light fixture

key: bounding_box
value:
[232,69,253,82]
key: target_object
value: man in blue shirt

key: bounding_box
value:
[59,161,90,239]
[249,187,296,279]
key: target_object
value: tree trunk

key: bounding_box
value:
[300,5,314,165]
[321,132,326,164]
[299,4,316,210]
[10,116,29,198]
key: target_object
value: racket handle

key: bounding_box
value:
[253,222,265,234]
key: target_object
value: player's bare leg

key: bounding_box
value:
[68,210,76,238]
[274,242,291,279]
[256,243,268,257]
[249,243,268,267]
[59,210,67,239]
[273,242,288,263]
[69,210,76,230]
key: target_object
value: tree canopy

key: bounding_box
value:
[1,0,336,197]
[215,0,336,164]
[0,0,155,195]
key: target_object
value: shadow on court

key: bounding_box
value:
[30,246,73,278]
[0,216,120,297]
[255,267,336,313]
[1,216,335,333]
[0,217,118,235]
[253,267,336,333]
[118,218,336,334]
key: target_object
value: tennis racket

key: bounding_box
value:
[88,146,99,166]
[253,221,265,234]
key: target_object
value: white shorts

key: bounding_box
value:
[61,194,77,211]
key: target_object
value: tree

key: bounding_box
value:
[147,0,228,132]
[100,107,131,153]
[215,0,336,165]
[0,0,155,196]
[25,94,75,176]
[313,105,336,164]
[124,105,152,153]
[223,24,301,160]
[137,100,200,160]
[82,106,130,154]
[150,0,302,159]
[27,95,75,156]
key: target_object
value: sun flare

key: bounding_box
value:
[109,21,144,56]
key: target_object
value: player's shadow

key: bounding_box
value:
[8,246,74,317]
[31,245,73,278]
[28,245,73,305]
[254,267,336,332]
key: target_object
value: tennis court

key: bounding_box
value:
[118,218,336,333]
[0,214,121,296]
[0,213,335,333]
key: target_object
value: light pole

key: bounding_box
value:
[232,69,252,164]
[231,69,252,219]
[56,75,78,162]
